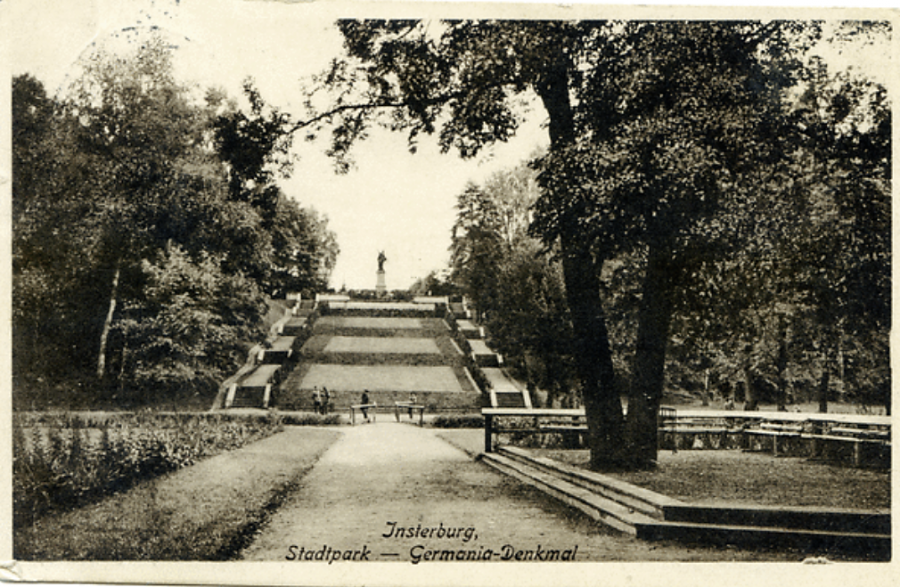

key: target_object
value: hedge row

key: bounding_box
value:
[13,412,284,529]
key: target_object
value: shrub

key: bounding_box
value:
[279,413,342,426]
[13,412,284,528]
[431,414,484,428]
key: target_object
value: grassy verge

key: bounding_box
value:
[434,428,485,458]
[15,427,340,560]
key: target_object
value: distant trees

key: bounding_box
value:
[450,163,577,407]
[12,38,338,407]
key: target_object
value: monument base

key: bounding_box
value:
[376,270,386,296]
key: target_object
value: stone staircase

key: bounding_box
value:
[482,445,890,559]
[222,297,312,409]
[272,298,484,412]
[448,304,530,410]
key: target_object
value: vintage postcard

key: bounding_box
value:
[2,0,895,585]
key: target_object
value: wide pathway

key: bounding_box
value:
[240,422,790,563]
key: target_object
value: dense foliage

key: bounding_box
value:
[13,37,339,408]
[302,20,890,468]
[449,163,578,406]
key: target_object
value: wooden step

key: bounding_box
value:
[481,452,658,535]
[635,519,890,559]
[485,447,890,558]
[498,446,680,519]
[664,504,890,535]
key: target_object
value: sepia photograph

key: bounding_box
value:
[2,0,894,584]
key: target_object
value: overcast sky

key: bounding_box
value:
[6,0,892,290]
[7,0,552,291]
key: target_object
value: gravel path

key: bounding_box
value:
[241,422,796,562]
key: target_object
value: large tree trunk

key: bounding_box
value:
[560,238,626,467]
[96,259,121,380]
[623,244,676,468]
[535,49,626,468]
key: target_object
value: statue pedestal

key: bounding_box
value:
[376,270,386,296]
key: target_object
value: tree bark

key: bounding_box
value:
[743,365,758,410]
[533,51,628,468]
[623,244,676,467]
[776,329,788,411]
[96,259,121,380]
[818,348,831,414]
[560,237,626,467]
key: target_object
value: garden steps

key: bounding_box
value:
[482,446,891,558]
[226,364,282,409]
[258,336,297,364]
[483,368,530,409]
[480,451,658,535]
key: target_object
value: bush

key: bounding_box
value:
[431,414,484,428]
[13,411,284,529]
[279,413,342,426]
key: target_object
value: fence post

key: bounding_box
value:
[484,413,493,453]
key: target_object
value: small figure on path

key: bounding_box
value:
[321,387,330,415]
[312,387,322,414]
[361,390,371,422]
[377,250,387,272]
[408,392,417,419]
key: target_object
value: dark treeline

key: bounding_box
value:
[13,38,338,409]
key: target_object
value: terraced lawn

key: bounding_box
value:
[317,316,425,330]
[299,364,468,392]
[323,336,441,354]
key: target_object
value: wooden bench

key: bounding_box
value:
[482,408,586,452]
[656,410,739,451]
[539,419,589,448]
[660,424,731,452]
[349,403,378,425]
[802,425,890,466]
[744,422,805,456]
[394,402,426,426]
[484,407,680,452]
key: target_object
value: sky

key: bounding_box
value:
[5,0,893,290]
[6,0,551,291]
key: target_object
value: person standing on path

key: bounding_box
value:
[361,390,370,422]
[408,392,417,419]
[321,387,330,415]
[312,387,322,415]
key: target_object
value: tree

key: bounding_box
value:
[450,182,503,322]
[300,20,818,468]
[113,244,266,403]
[449,163,576,407]
[13,38,341,407]
[268,195,340,296]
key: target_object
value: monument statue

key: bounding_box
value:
[375,251,387,295]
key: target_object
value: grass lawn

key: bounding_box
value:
[15,427,340,560]
[297,364,467,392]
[540,449,891,510]
[434,429,890,511]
